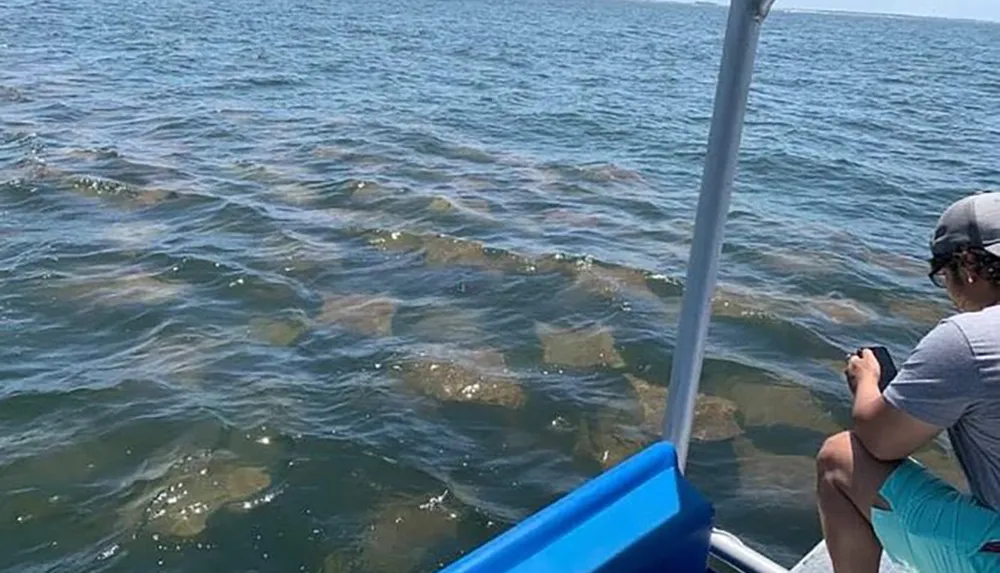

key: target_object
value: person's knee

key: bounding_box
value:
[816,432,851,505]
[816,431,853,493]
[817,431,897,513]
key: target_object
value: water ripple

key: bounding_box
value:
[1,0,991,570]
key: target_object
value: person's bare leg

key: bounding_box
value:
[816,431,899,573]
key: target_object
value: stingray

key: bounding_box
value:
[758,248,839,276]
[711,286,786,320]
[408,306,486,344]
[249,316,311,346]
[346,179,391,202]
[810,297,875,326]
[428,196,456,213]
[397,347,525,409]
[732,437,816,509]
[322,492,460,573]
[65,174,178,206]
[317,294,397,337]
[887,296,952,327]
[575,374,742,470]
[429,195,493,218]
[366,230,426,254]
[721,379,842,436]
[127,330,233,388]
[421,235,493,268]
[626,374,743,442]
[535,322,625,369]
[55,270,191,308]
[120,451,271,539]
[100,221,170,251]
[570,262,657,301]
[542,208,602,228]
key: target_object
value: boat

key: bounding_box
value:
[435,1,908,571]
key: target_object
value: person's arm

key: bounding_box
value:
[848,320,977,462]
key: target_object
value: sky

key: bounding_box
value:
[778,0,998,22]
[687,0,1000,22]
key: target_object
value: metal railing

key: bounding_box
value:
[661,0,790,571]
[711,529,789,573]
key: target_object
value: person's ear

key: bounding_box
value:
[961,252,981,284]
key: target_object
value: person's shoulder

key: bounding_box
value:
[944,306,1000,341]
[897,312,976,374]
[941,306,1000,363]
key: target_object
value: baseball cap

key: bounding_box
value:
[930,192,1000,259]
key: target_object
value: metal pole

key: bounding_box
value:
[663,0,773,471]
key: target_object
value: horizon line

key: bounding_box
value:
[675,0,999,25]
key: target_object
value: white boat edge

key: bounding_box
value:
[789,540,909,573]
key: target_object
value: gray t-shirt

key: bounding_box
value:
[884,304,1000,511]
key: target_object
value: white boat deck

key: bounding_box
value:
[790,541,910,573]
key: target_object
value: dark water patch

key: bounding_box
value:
[391,164,458,185]
[0,382,188,479]
[221,74,307,90]
[26,101,89,124]
[260,435,501,573]
[745,423,837,458]
[162,197,285,242]
[0,129,41,155]
[0,85,31,103]
[129,252,312,317]
[730,436,820,566]
[140,115,224,139]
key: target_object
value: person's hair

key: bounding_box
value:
[943,246,1000,287]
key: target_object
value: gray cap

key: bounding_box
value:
[931,192,1000,258]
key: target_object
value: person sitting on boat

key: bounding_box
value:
[816,191,1000,573]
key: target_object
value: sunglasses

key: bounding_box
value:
[928,254,956,288]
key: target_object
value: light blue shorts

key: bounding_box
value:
[872,458,1000,573]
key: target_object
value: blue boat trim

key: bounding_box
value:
[440,442,713,573]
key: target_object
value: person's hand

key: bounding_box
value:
[845,348,881,395]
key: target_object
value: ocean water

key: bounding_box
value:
[2,0,998,570]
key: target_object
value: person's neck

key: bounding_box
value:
[973,290,1000,311]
